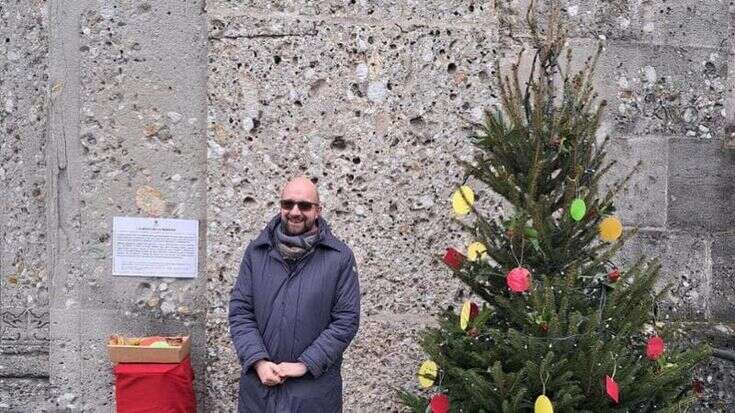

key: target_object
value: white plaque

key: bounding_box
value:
[113,216,199,278]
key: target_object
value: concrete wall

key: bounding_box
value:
[205,1,734,411]
[0,1,51,407]
[0,0,733,411]
[2,0,209,411]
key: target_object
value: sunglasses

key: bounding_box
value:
[280,199,319,212]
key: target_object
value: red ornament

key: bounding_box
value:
[506,267,531,293]
[605,375,619,404]
[467,327,479,337]
[469,302,479,319]
[539,322,549,334]
[442,247,466,270]
[607,268,620,283]
[692,379,704,397]
[645,336,665,360]
[429,393,450,413]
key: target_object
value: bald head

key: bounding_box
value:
[280,176,320,204]
[279,176,321,235]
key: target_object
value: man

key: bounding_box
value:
[229,176,361,412]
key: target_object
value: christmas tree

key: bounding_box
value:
[400,3,710,412]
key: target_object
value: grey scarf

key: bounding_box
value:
[274,220,321,261]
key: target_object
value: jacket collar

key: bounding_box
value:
[252,214,342,251]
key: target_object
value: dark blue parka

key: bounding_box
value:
[229,215,360,412]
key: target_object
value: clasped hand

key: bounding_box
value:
[254,360,307,386]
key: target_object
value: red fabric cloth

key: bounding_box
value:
[114,357,196,413]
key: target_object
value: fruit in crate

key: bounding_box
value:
[140,336,167,346]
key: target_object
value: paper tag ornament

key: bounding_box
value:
[569,198,586,221]
[418,360,438,388]
[467,241,487,261]
[429,393,450,413]
[599,216,623,242]
[460,301,480,330]
[645,336,665,360]
[442,247,466,270]
[534,395,553,413]
[451,186,475,215]
[605,375,619,404]
[506,267,531,293]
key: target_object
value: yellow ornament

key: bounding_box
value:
[467,242,487,261]
[599,216,623,242]
[451,186,475,215]
[417,360,438,388]
[534,395,554,413]
[459,301,478,330]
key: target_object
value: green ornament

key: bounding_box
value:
[570,198,586,221]
[524,227,538,239]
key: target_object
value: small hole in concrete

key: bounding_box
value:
[331,137,347,150]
